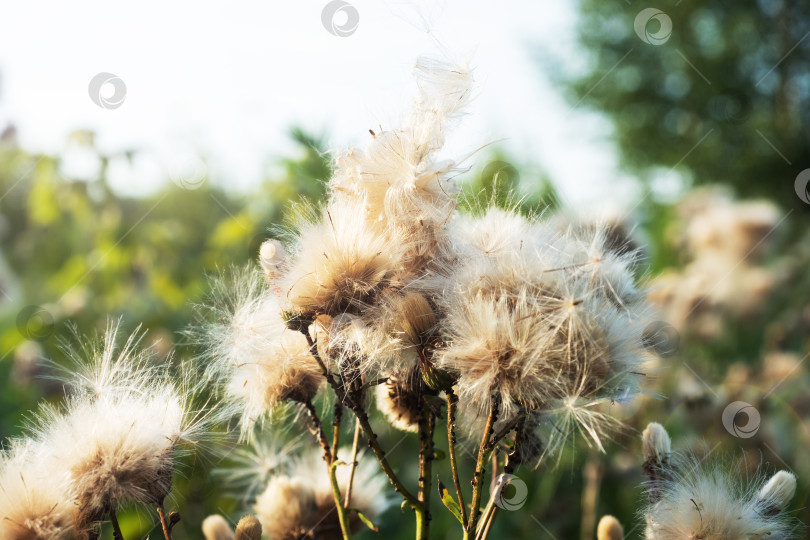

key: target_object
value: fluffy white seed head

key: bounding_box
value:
[643,458,799,540]
[0,440,75,540]
[434,207,650,455]
[253,447,391,538]
[277,198,408,318]
[6,323,213,536]
[192,269,323,434]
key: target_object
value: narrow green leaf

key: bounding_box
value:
[349,507,379,532]
[437,479,464,524]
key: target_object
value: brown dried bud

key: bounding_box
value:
[234,514,262,540]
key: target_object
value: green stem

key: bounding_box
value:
[353,404,421,508]
[446,388,468,525]
[465,396,500,538]
[304,332,424,534]
[303,398,352,539]
[332,400,343,463]
[417,392,435,540]
[476,415,527,540]
[344,418,362,508]
[330,461,354,540]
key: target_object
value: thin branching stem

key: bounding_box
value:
[477,415,527,540]
[332,400,343,463]
[446,388,468,524]
[156,502,173,540]
[303,331,420,535]
[417,388,435,540]
[302,398,353,539]
[329,461,354,540]
[303,398,332,463]
[344,418,362,508]
[352,402,421,509]
[465,396,500,539]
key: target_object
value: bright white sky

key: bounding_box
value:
[0,0,646,208]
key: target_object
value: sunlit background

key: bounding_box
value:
[1,1,809,538]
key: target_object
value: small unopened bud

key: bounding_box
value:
[311,314,334,357]
[281,310,313,333]
[642,422,671,467]
[596,515,624,540]
[422,364,456,392]
[259,239,286,276]
[234,514,262,540]
[202,515,234,540]
[642,422,672,503]
[391,293,436,346]
[376,368,424,432]
[512,430,543,466]
[757,470,796,516]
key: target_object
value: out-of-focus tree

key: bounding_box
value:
[554,0,810,215]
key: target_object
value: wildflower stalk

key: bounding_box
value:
[351,400,423,510]
[344,418,362,508]
[446,388,468,524]
[156,502,173,540]
[464,396,501,539]
[109,508,124,540]
[302,397,353,540]
[303,332,425,535]
[332,400,343,463]
[476,415,526,540]
[302,398,333,466]
[417,391,435,540]
[329,461,354,540]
